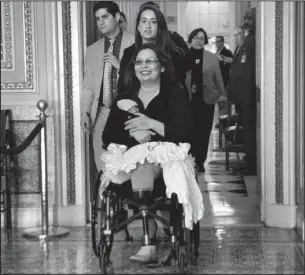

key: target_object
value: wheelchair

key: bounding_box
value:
[91,168,200,274]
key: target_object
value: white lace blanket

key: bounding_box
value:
[99,142,204,230]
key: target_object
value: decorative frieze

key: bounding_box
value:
[62,1,76,205]
[1,1,34,90]
[275,1,284,204]
[1,1,14,70]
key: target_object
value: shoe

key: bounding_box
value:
[130,245,158,263]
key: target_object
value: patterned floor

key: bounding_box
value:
[1,226,304,274]
[1,112,304,274]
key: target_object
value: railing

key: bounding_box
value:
[1,100,70,242]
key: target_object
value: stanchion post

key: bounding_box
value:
[38,100,48,237]
[23,100,70,241]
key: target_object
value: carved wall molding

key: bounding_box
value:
[275,1,284,204]
[1,1,14,70]
[62,1,76,205]
[1,1,34,90]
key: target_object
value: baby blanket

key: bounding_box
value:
[99,142,204,230]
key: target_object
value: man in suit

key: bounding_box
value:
[215,36,234,118]
[227,26,247,123]
[215,36,234,88]
[81,1,134,171]
[185,28,227,172]
[227,7,257,174]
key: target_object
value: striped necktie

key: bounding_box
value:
[102,38,115,108]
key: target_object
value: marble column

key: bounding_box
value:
[259,1,297,228]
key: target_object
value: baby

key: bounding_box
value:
[116,99,155,145]
[117,98,139,115]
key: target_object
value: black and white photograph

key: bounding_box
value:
[1,1,304,274]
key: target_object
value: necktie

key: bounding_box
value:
[103,39,115,108]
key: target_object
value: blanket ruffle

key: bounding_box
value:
[99,142,204,230]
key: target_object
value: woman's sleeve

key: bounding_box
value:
[164,85,194,143]
[102,101,129,148]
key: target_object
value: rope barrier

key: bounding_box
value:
[1,100,70,242]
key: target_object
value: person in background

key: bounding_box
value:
[185,28,227,173]
[80,1,134,171]
[119,11,127,31]
[232,25,246,58]
[117,3,187,93]
[227,7,257,175]
[215,35,233,89]
[215,35,234,119]
[227,25,247,126]
[140,1,189,54]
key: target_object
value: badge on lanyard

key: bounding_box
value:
[195,59,200,64]
[241,54,247,63]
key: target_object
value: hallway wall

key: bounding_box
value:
[1,1,87,228]
[1,1,57,226]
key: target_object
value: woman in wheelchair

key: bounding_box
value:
[100,43,196,266]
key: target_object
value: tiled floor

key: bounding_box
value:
[1,113,304,274]
[1,227,303,274]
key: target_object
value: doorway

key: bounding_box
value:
[81,0,262,226]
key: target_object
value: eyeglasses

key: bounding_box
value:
[193,36,205,41]
[215,40,222,43]
[133,58,159,66]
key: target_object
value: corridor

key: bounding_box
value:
[1,115,303,274]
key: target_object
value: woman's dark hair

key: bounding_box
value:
[123,43,176,92]
[93,1,120,17]
[140,1,160,9]
[134,5,183,56]
[188,28,209,45]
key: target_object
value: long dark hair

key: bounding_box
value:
[134,5,184,56]
[123,43,176,94]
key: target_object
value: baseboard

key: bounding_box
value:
[296,208,305,241]
[264,203,297,228]
[1,205,87,228]
[296,208,304,266]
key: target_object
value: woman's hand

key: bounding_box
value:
[130,130,156,143]
[124,113,153,133]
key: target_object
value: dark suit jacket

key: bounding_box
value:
[103,81,194,149]
[117,43,188,94]
[227,33,256,104]
[217,47,234,88]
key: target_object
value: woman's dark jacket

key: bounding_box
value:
[102,81,194,150]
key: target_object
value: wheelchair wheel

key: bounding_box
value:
[99,239,113,274]
[91,171,103,257]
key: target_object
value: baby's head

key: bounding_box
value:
[128,105,139,114]
[117,99,139,113]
